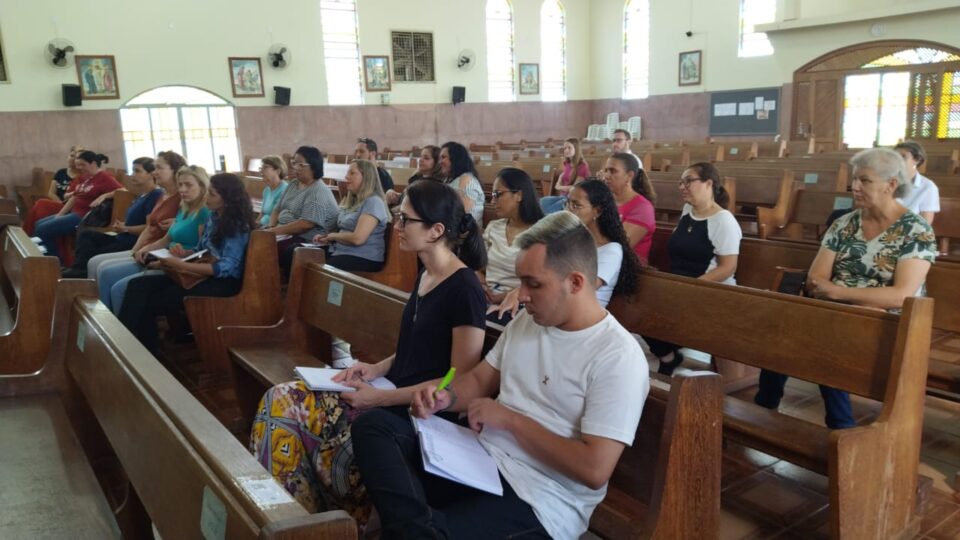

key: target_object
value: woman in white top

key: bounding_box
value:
[482,167,544,322]
[439,141,485,223]
[894,140,940,225]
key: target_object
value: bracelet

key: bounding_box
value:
[440,387,458,411]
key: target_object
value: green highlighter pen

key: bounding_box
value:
[434,367,456,398]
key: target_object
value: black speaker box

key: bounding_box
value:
[274,86,291,106]
[62,84,82,107]
[452,86,466,105]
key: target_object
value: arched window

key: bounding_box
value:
[738,0,775,58]
[321,0,363,105]
[540,0,566,102]
[486,0,516,102]
[623,0,649,99]
[120,86,240,173]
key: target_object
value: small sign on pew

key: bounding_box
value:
[803,173,819,184]
[200,485,227,540]
[542,164,550,173]
[327,281,344,306]
[237,476,293,509]
[833,196,853,210]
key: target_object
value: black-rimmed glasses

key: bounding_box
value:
[397,214,427,228]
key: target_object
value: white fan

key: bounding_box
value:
[45,38,75,68]
[457,49,476,72]
[268,43,291,69]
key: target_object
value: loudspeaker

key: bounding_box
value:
[452,86,466,105]
[62,84,82,107]
[274,86,291,106]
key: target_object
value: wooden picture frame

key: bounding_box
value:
[519,63,539,95]
[75,55,119,99]
[363,55,391,92]
[679,50,702,86]
[0,27,9,83]
[229,57,265,98]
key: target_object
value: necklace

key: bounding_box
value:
[413,294,423,322]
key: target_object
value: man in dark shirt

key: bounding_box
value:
[355,137,395,192]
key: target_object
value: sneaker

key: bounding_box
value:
[657,352,684,376]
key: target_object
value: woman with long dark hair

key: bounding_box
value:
[439,141,485,223]
[249,180,488,533]
[118,173,255,354]
[385,145,443,206]
[602,152,656,264]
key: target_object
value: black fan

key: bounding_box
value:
[46,39,75,68]
[268,44,290,69]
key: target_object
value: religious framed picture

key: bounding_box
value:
[229,57,265,98]
[519,63,539,95]
[0,28,9,83]
[363,55,391,92]
[75,55,119,99]
[678,50,702,86]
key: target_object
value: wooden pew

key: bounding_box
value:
[0,198,20,226]
[354,220,419,293]
[0,279,356,539]
[610,270,933,539]
[183,230,284,376]
[935,196,960,254]
[0,226,60,373]
[765,189,853,242]
[589,372,722,540]
[15,167,55,212]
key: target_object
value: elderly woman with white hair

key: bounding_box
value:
[754,147,937,429]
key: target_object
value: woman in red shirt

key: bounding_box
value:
[602,152,656,264]
[35,150,121,261]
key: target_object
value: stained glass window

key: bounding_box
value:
[863,48,960,68]
[487,0,516,102]
[540,0,566,102]
[321,0,363,105]
[623,0,649,99]
[739,0,775,58]
[938,71,960,139]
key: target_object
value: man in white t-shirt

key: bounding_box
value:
[612,128,644,169]
[352,212,649,540]
[894,141,940,225]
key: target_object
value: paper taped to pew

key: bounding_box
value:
[411,414,503,496]
[294,366,396,392]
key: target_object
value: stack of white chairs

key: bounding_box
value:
[627,116,641,139]
[605,112,620,132]
[585,124,601,140]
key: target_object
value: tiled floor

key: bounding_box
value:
[160,335,960,539]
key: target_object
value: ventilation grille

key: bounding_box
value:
[391,31,435,82]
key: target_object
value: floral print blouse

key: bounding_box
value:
[823,209,936,290]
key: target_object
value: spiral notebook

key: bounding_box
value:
[410,414,503,496]
[294,366,395,393]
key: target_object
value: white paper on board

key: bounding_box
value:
[764,100,776,111]
[754,97,764,109]
[738,102,755,116]
[714,103,737,116]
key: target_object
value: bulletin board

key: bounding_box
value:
[708,87,780,135]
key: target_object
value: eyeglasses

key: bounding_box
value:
[612,138,628,143]
[397,213,427,228]
[490,189,519,200]
[678,176,702,188]
[565,199,587,211]
[290,160,305,168]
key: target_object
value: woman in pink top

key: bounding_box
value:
[602,152,656,264]
[540,137,590,214]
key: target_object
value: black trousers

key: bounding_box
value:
[117,273,241,353]
[326,254,384,272]
[352,407,548,540]
[69,229,138,275]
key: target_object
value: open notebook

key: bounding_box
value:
[294,366,396,393]
[410,414,503,496]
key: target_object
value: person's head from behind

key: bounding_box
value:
[418,145,442,178]
[260,155,287,184]
[176,165,210,211]
[207,173,255,245]
[75,150,109,175]
[155,151,187,189]
[439,141,476,180]
[514,212,598,328]
[342,159,384,208]
[355,137,378,161]
[491,167,544,224]
[679,161,729,209]
[129,157,157,193]
[893,140,926,177]
[293,145,324,181]
[398,181,486,270]
[849,148,909,210]
[563,137,584,165]
[611,129,632,153]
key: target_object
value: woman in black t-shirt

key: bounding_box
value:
[249,180,488,531]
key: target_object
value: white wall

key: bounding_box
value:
[0,0,594,112]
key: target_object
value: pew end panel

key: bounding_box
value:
[354,221,419,293]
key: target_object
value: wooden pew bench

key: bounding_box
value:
[0,280,356,539]
[764,189,853,242]
[610,270,934,538]
[354,220,419,293]
[0,226,60,373]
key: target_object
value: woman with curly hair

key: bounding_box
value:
[118,173,255,354]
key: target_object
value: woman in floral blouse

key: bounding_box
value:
[754,147,937,429]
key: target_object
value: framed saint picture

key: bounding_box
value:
[363,55,391,92]
[229,57,265,98]
[0,28,8,82]
[678,50,702,86]
[519,63,539,95]
[75,55,119,99]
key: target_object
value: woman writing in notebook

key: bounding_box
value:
[250,181,488,530]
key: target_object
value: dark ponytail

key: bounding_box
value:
[572,179,640,297]
[77,150,109,167]
[686,162,729,209]
[406,181,488,270]
[612,152,656,205]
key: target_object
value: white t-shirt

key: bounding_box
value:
[897,173,940,215]
[596,242,623,308]
[680,204,742,285]
[480,310,648,540]
[483,218,521,290]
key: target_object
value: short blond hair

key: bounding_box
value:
[261,155,287,177]
[176,165,210,215]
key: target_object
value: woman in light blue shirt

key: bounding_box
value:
[118,173,255,354]
[257,155,289,228]
[314,159,389,272]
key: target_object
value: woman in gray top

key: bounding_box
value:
[313,159,389,272]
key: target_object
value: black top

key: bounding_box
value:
[53,168,72,200]
[377,167,395,193]
[667,213,714,278]
[386,267,487,388]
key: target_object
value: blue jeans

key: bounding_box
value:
[539,195,567,214]
[353,407,549,539]
[754,370,855,429]
[34,212,82,261]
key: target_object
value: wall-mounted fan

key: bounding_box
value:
[268,43,291,69]
[45,38,75,68]
[456,49,476,72]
